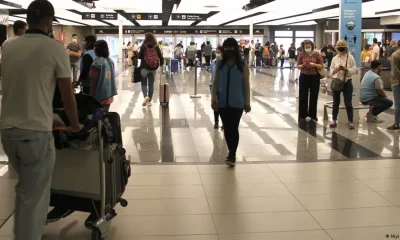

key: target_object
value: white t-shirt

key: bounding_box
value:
[161,46,172,59]
[0,33,71,132]
[1,36,19,51]
[372,45,380,61]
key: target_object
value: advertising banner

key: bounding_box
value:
[340,0,362,67]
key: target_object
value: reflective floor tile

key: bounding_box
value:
[335,160,400,169]
[197,164,271,174]
[273,168,355,182]
[123,185,206,199]
[213,212,321,234]
[204,183,292,198]
[0,197,14,220]
[378,191,400,205]
[310,207,400,229]
[129,173,202,186]
[326,226,400,240]
[208,196,304,214]
[0,180,17,197]
[285,180,373,196]
[268,162,339,172]
[360,178,400,191]
[107,215,216,236]
[108,236,219,240]
[219,230,332,240]
[131,165,199,174]
[345,167,400,179]
[296,192,394,210]
[114,198,210,215]
[200,172,280,185]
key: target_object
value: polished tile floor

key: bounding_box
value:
[1,64,400,239]
[0,162,400,239]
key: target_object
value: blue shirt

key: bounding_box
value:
[360,70,380,101]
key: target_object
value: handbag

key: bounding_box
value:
[331,54,349,92]
[132,66,142,83]
[318,67,327,79]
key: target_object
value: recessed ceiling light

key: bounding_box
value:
[204,5,218,8]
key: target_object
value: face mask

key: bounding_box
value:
[338,47,346,52]
[216,53,222,60]
[305,48,312,53]
[224,50,236,58]
[72,39,78,43]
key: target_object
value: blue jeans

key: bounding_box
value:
[141,68,156,100]
[332,80,353,122]
[1,129,55,240]
[393,85,400,125]
[364,96,393,117]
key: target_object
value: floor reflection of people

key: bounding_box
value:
[296,121,318,160]
[132,108,161,162]
[160,107,175,162]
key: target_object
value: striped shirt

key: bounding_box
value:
[297,51,324,75]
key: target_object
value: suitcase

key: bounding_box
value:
[267,58,272,66]
[159,73,170,108]
[171,59,179,73]
[272,58,277,67]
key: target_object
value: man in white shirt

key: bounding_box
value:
[0,1,82,239]
[249,40,256,66]
[1,20,27,50]
[371,38,380,61]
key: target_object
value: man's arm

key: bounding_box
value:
[376,78,387,98]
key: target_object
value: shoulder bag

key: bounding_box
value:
[331,54,349,92]
[316,53,327,79]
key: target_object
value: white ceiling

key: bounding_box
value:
[2,0,400,27]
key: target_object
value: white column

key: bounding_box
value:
[118,19,123,63]
[249,20,253,41]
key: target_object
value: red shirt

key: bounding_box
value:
[297,51,324,75]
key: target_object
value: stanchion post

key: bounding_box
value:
[190,59,201,98]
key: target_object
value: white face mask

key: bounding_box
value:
[72,39,78,43]
[216,53,222,60]
[305,48,312,53]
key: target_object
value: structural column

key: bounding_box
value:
[337,0,362,123]
[118,19,123,63]
[249,20,253,41]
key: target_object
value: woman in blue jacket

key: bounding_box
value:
[211,38,251,166]
[209,46,223,129]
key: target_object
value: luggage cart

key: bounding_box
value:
[49,114,126,240]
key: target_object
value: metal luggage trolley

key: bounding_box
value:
[49,109,126,240]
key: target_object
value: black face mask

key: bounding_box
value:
[338,47,346,52]
[224,50,236,58]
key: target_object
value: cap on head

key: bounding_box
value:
[27,0,58,25]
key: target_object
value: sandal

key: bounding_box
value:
[387,125,400,130]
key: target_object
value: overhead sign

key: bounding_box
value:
[95,28,264,35]
[340,0,362,67]
[130,13,161,20]
[171,14,208,21]
[82,13,118,20]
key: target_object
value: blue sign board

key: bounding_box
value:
[340,0,362,67]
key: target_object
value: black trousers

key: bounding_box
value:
[298,73,320,119]
[332,80,353,122]
[205,56,211,66]
[219,107,243,157]
[82,87,90,95]
[214,110,220,123]
[280,57,284,67]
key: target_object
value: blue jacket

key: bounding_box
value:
[216,62,245,109]
[91,57,117,102]
[80,50,96,87]
[360,70,380,101]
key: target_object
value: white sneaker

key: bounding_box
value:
[142,97,149,107]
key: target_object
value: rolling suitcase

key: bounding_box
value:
[272,58,277,67]
[171,59,179,73]
[159,73,170,108]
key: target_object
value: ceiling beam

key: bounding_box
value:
[375,8,400,15]
[162,0,181,26]
[312,0,374,13]
[191,11,219,26]
[256,12,312,25]
[220,12,267,26]
[67,9,115,26]
[54,16,90,26]
[0,0,22,9]
[115,10,140,26]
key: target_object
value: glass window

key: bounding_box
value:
[295,38,312,48]
[275,38,294,53]
[275,31,293,37]
[295,31,314,37]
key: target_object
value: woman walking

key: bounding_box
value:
[211,38,251,166]
[297,40,324,122]
[139,32,164,107]
[329,40,357,129]
[89,40,117,112]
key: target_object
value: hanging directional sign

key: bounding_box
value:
[171,14,208,21]
[130,13,161,20]
[82,13,118,20]
[95,28,264,35]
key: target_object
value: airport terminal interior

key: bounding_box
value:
[1,0,400,239]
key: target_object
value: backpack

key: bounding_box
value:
[144,45,160,69]
[263,47,269,56]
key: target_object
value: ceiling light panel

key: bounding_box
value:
[287,21,317,26]
[136,20,162,26]
[97,0,162,12]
